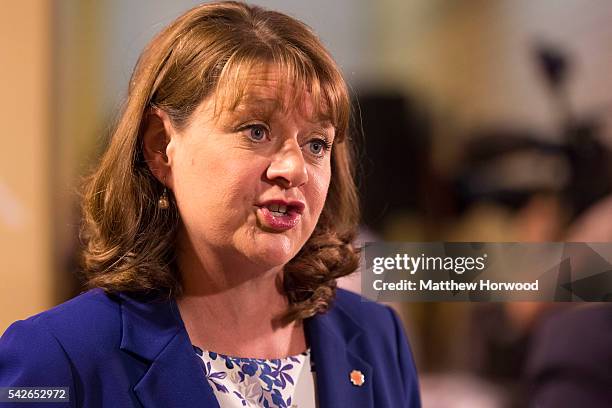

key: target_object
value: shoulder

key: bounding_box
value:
[33,287,120,322]
[330,288,409,364]
[327,288,412,366]
[331,288,401,334]
[0,316,74,390]
[0,289,121,394]
[15,288,122,348]
[0,289,122,372]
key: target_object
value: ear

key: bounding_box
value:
[142,108,173,184]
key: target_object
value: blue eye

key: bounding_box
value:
[248,125,267,141]
[307,138,331,156]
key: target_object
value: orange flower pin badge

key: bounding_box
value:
[349,369,365,386]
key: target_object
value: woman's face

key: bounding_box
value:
[166,66,334,270]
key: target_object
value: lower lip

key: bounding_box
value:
[257,207,301,231]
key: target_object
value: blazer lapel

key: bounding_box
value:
[118,292,374,408]
[119,293,219,408]
[305,306,374,408]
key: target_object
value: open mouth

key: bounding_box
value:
[259,200,305,215]
[266,203,291,217]
[256,200,305,231]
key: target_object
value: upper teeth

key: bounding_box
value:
[268,204,288,213]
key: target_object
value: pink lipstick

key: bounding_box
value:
[256,200,305,232]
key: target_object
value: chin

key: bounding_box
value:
[246,234,301,269]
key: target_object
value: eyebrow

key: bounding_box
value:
[232,96,280,113]
[230,96,333,127]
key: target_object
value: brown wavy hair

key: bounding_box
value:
[81,1,359,323]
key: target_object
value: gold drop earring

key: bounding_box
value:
[158,177,169,210]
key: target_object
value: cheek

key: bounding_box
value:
[307,166,331,217]
[172,144,258,217]
[174,150,273,226]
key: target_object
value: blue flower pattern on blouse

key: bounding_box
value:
[194,345,308,408]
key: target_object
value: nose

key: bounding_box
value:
[265,140,308,188]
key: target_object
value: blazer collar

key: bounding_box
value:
[119,293,219,408]
[305,301,374,408]
[119,292,374,408]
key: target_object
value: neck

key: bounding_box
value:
[174,232,307,359]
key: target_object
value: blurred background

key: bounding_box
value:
[3,1,612,406]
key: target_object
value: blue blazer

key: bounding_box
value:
[0,288,420,407]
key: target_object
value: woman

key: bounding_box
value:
[0,2,420,407]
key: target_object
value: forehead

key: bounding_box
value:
[212,64,332,124]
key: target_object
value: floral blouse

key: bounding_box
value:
[194,346,317,408]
